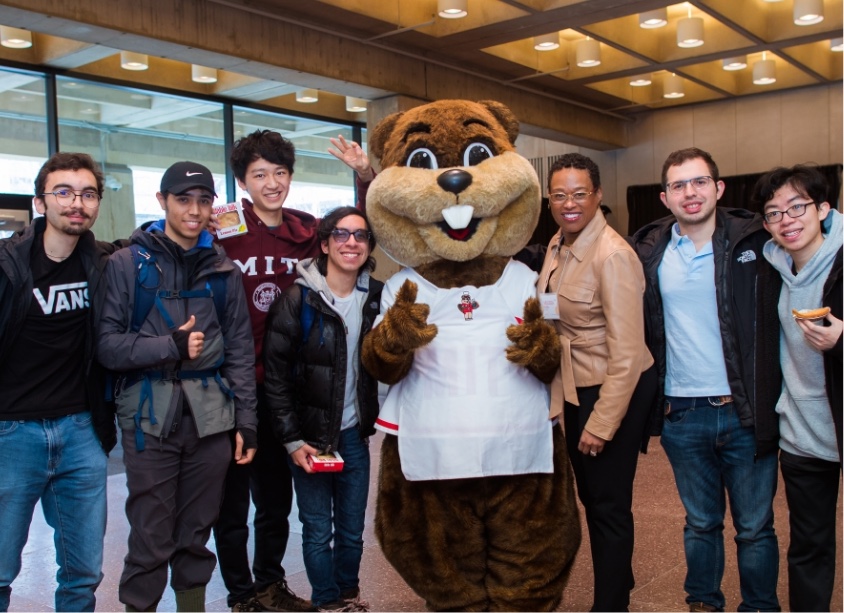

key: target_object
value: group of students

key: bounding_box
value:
[0,131,379,613]
[0,132,840,613]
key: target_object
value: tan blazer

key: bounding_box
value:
[537,210,654,441]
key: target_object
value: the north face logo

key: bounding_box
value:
[737,250,756,263]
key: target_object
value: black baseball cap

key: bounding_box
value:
[160,161,217,197]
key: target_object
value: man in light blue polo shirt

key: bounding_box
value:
[631,148,782,613]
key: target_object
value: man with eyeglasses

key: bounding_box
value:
[212,131,371,612]
[753,164,842,612]
[631,147,782,613]
[0,152,118,612]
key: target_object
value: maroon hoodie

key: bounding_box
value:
[219,199,320,384]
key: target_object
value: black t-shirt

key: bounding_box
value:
[0,239,89,419]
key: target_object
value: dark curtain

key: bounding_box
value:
[626,164,843,235]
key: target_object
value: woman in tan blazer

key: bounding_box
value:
[537,153,656,612]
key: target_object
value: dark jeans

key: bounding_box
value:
[780,449,840,612]
[661,397,780,612]
[563,364,656,612]
[290,427,370,608]
[213,391,293,606]
[120,416,230,611]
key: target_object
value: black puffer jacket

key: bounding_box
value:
[631,208,782,456]
[821,247,842,460]
[264,260,382,454]
[0,217,118,453]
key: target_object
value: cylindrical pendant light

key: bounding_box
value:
[677,17,704,48]
[722,56,748,71]
[639,9,668,29]
[345,97,367,112]
[793,0,824,25]
[296,88,319,103]
[533,32,559,51]
[663,74,685,98]
[630,75,652,87]
[576,38,601,67]
[120,51,148,71]
[832,38,844,52]
[753,53,777,85]
[438,0,467,19]
[191,65,217,83]
[0,26,32,49]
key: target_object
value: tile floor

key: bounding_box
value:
[7,432,842,612]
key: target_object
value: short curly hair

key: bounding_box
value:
[230,129,295,181]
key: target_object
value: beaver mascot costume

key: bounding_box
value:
[361,99,581,612]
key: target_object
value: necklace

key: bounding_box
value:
[45,251,72,261]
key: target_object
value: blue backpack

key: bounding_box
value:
[111,244,233,451]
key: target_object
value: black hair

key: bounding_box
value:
[548,153,601,191]
[751,163,829,212]
[315,206,376,276]
[230,129,296,181]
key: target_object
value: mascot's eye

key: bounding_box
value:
[463,143,494,166]
[406,148,438,170]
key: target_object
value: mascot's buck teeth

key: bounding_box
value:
[441,204,474,230]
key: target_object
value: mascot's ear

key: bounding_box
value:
[369,111,404,163]
[478,100,520,145]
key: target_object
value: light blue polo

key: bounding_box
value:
[658,223,731,397]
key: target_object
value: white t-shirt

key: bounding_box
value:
[375,260,554,481]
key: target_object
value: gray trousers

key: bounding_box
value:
[119,414,230,611]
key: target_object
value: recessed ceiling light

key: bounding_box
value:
[437,0,467,19]
[630,76,652,87]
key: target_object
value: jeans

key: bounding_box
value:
[214,392,293,606]
[661,397,779,612]
[0,412,108,612]
[780,449,840,612]
[290,427,370,607]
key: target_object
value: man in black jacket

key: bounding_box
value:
[630,148,781,613]
[0,152,116,612]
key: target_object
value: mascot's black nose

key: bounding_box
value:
[437,169,473,195]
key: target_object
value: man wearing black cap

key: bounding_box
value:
[98,161,258,612]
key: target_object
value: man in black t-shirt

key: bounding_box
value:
[0,152,116,613]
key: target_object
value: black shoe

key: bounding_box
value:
[231,597,263,612]
[256,579,316,612]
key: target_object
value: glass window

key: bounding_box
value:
[0,67,48,238]
[57,77,226,242]
[233,107,361,217]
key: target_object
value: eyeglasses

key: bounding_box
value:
[763,202,815,224]
[548,191,594,205]
[666,176,713,195]
[331,228,371,243]
[41,189,101,209]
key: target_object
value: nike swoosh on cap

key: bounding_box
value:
[186,171,203,176]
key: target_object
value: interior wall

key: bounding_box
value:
[617,83,843,234]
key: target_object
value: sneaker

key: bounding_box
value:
[231,597,263,612]
[339,589,370,612]
[256,579,315,612]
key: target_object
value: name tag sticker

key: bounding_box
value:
[539,293,560,320]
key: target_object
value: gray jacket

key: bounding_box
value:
[98,224,257,442]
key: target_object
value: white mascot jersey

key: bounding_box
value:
[375,260,554,481]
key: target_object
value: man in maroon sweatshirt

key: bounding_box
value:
[212,130,372,612]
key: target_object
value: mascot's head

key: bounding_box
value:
[366,99,541,267]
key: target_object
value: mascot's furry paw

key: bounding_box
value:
[505,297,561,383]
[362,279,438,384]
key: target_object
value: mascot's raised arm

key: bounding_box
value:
[361,99,581,612]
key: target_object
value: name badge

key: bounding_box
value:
[539,292,560,320]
